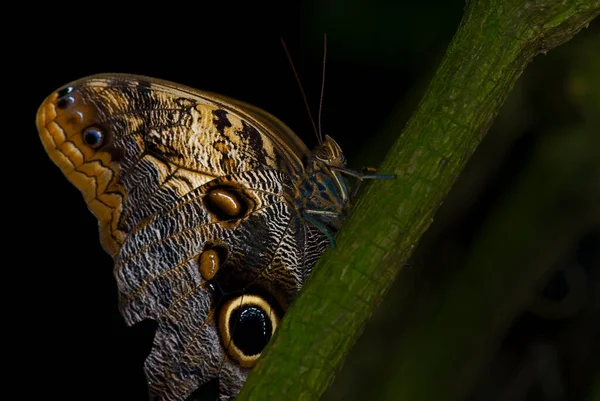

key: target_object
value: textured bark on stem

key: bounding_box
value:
[237,1,600,400]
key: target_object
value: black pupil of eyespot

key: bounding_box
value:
[230,305,272,356]
[84,129,102,146]
[57,86,74,98]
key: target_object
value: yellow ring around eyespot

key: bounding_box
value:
[218,294,279,368]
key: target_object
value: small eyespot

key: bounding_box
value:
[204,187,249,220]
[83,126,104,148]
[57,86,74,98]
[57,96,74,109]
[218,294,279,368]
[198,246,227,281]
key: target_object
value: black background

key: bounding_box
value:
[10,2,598,401]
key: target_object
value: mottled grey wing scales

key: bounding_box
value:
[116,169,312,400]
[116,169,296,322]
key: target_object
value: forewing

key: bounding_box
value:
[36,74,305,257]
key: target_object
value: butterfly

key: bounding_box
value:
[36,74,390,400]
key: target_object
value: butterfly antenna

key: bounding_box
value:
[317,34,327,144]
[280,38,321,144]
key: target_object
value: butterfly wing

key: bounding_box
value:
[37,74,311,257]
[36,74,329,400]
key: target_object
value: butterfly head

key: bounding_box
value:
[308,135,349,205]
[296,135,351,241]
[312,134,346,167]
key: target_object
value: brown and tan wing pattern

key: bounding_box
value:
[37,74,309,257]
[36,74,329,400]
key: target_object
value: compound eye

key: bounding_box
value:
[82,126,104,148]
[218,294,279,368]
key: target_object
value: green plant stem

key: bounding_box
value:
[237,1,600,400]
[592,373,600,401]
[381,117,600,401]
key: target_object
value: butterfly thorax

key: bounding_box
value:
[294,135,348,236]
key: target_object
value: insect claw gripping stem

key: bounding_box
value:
[333,165,396,181]
[332,166,396,199]
[302,210,339,248]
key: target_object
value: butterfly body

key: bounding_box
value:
[37,74,352,400]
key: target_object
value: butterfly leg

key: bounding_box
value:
[332,166,396,199]
[333,165,396,181]
[302,209,341,248]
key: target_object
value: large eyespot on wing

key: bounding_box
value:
[218,294,280,368]
[36,81,127,256]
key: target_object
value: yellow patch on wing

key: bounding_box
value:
[36,91,126,257]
